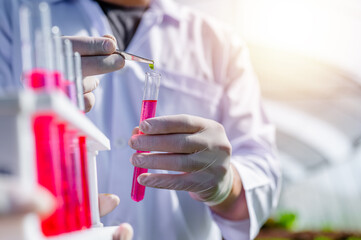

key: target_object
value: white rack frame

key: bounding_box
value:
[0,90,116,239]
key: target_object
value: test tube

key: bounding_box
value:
[74,52,92,228]
[131,72,161,202]
[20,4,33,83]
[20,2,67,236]
[66,128,84,230]
[51,26,65,91]
[21,2,54,90]
[74,52,85,112]
[78,136,91,228]
[39,2,54,72]
[31,2,55,90]
[63,39,77,104]
[58,122,79,232]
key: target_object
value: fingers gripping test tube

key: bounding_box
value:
[131,72,161,202]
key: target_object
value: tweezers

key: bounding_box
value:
[114,49,154,65]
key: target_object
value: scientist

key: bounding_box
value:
[0,0,281,239]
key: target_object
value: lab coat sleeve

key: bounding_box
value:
[0,0,21,91]
[0,1,13,90]
[212,36,282,240]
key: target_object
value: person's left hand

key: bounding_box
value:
[128,114,234,206]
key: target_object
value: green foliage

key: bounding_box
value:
[314,236,332,240]
[321,223,333,233]
[262,211,297,230]
[257,238,290,240]
[276,212,297,230]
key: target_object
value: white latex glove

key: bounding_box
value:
[0,185,133,239]
[128,114,234,206]
[0,184,55,218]
[98,194,133,240]
[63,35,124,112]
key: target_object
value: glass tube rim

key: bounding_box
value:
[146,72,161,78]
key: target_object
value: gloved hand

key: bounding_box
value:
[0,185,133,239]
[128,114,234,206]
[63,35,124,112]
[98,194,134,240]
[0,184,55,218]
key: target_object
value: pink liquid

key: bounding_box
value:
[66,130,83,231]
[53,71,65,93]
[63,80,77,105]
[79,136,92,228]
[27,69,55,91]
[131,100,158,202]
[33,114,67,236]
[30,70,67,236]
[58,124,78,232]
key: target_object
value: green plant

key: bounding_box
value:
[321,223,333,233]
[314,236,332,240]
[276,212,297,230]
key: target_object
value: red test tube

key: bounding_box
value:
[74,52,92,228]
[61,39,84,231]
[131,72,161,202]
[20,3,67,236]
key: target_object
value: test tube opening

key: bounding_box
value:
[143,72,161,101]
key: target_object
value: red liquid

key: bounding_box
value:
[30,69,67,236]
[79,136,92,228]
[66,130,83,230]
[29,70,88,232]
[131,100,158,202]
[33,115,66,236]
[58,125,87,232]
[27,69,55,91]
[53,71,65,93]
[63,80,77,105]
[58,124,78,232]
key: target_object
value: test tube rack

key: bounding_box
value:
[0,90,117,240]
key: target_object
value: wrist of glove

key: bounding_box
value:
[201,167,234,206]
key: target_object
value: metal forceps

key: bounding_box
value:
[114,49,154,65]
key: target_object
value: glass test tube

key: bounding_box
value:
[66,129,83,230]
[20,2,67,236]
[20,4,33,84]
[51,26,65,91]
[78,136,91,228]
[63,39,77,104]
[75,52,92,228]
[74,52,85,112]
[61,44,83,230]
[131,72,161,202]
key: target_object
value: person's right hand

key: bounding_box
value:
[63,35,124,112]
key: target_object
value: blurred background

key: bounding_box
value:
[176,0,361,235]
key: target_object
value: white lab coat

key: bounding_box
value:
[0,0,281,239]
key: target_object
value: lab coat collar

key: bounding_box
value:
[150,0,181,25]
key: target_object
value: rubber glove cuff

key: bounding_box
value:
[205,168,234,206]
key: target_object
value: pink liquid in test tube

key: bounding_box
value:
[131,72,161,202]
[67,130,83,230]
[33,113,67,236]
[58,124,78,231]
[79,136,92,228]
